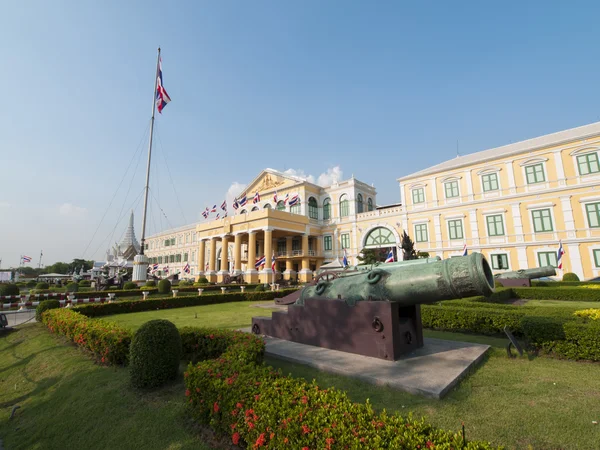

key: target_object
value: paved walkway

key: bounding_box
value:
[2,309,36,327]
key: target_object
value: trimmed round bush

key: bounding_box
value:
[178,280,191,287]
[36,282,50,290]
[65,282,79,293]
[144,280,156,287]
[79,280,91,287]
[26,280,37,288]
[123,281,138,290]
[36,299,60,321]
[254,284,265,292]
[129,319,182,389]
[563,272,580,282]
[197,277,209,284]
[0,283,20,296]
[157,279,171,294]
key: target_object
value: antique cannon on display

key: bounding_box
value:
[495,266,556,287]
[252,253,495,360]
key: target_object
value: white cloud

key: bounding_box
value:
[0,201,10,208]
[59,203,87,217]
[282,168,316,184]
[316,166,343,187]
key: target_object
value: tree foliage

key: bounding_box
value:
[401,231,417,260]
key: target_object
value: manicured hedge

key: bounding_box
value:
[512,287,600,302]
[531,280,600,287]
[75,289,299,318]
[65,283,266,299]
[184,334,498,449]
[42,308,132,365]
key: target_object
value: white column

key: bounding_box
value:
[511,203,524,242]
[554,150,566,186]
[465,170,474,202]
[433,213,442,247]
[516,246,528,270]
[468,209,479,246]
[505,162,516,194]
[431,178,438,207]
[566,244,584,279]
[398,183,404,206]
[560,195,576,238]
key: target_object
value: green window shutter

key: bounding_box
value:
[525,164,546,184]
[586,203,600,228]
[593,249,600,268]
[537,251,558,267]
[486,215,505,236]
[491,254,509,270]
[415,224,428,242]
[482,173,499,192]
[532,209,553,232]
[412,188,424,204]
[577,153,600,175]
[445,181,459,198]
[448,219,463,240]
[324,236,332,251]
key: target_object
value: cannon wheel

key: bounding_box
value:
[315,271,340,283]
[223,274,231,284]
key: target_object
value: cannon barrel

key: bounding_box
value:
[495,266,556,280]
[298,253,494,306]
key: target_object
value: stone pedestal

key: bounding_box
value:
[198,288,204,296]
[108,293,115,304]
[172,290,178,298]
[142,291,149,300]
[132,254,148,283]
[240,286,246,293]
[221,287,227,294]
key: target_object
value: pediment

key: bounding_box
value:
[122,245,138,260]
[245,170,301,195]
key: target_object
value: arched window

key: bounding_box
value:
[340,194,349,217]
[367,198,373,211]
[240,209,247,214]
[308,197,318,219]
[364,227,396,247]
[323,198,331,220]
[264,203,272,209]
[290,200,301,214]
[276,200,286,211]
[357,194,364,214]
[251,206,259,212]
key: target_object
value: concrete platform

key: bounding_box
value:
[254,333,489,399]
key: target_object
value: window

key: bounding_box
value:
[531,209,553,232]
[264,203,272,209]
[414,224,428,243]
[184,253,188,262]
[486,215,505,236]
[357,194,364,213]
[594,249,600,268]
[290,200,301,214]
[367,198,373,211]
[178,236,182,244]
[276,201,286,211]
[412,188,425,204]
[444,181,459,199]
[323,198,331,219]
[169,255,175,263]
[585,202,600,228]
[577,153,600,176]
[324,235,332,251]
[144,243,148,250]
[164,239,170,247]
[176,254,182,262]
[251,206,259,211]
[538,251,558,268]
[308,197,318,219]
[340,195,349,217]
[191,251,195,261]
[482,173,499,192]
[240,209,247,214]
[365,227,396,246]
[341,233,350,249]
[447,219,463,240]
[192,233,197,243]
[158,256,163,263]
[185,234,189,244]
[490,254,509,270]
[525,164,545,184]
[170,238,175,246]
[277,240,286,254]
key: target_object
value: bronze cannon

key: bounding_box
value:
[495,266,556,287]
[252,253,495,360]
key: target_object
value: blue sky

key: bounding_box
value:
[2,0,600,267]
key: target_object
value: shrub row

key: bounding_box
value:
[531,280,600,287]
[64,283,267,299]
[512,287,600,302]
[184,334,498,449]
[41,308,132,365]
[75,289,299,318]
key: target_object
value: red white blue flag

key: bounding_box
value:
[385,249,394,263]
[273,191,278,203]
[255,255,266,269]
[183,263,190,274]
[557,240,565,269]
[342,249,348,267]
[239,193,247,207]
[271,252,276,271]
[210,205,217,213]
[462,243,468,256]
[288,194,299,206]
[156,57,171,114]
[232,198,239,210]
[220,200,227,211]
[21,255,32,263]
[253,192,261,204]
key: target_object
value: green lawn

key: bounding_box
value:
[105,301,279,331]
[0,324,210,450]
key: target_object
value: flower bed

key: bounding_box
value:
[42,308,132,365]
[74,289,298,318]
[574,308,600,320]
[184,334,498,449]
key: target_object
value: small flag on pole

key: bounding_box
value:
[205,262,209,272]
[22,255,32,263]
[462,243,468,256]
[273,191,278,203]
[271,252,276,271]
[253,192,261,204]
[220,200,227,211]
[239,193,247,207]
[557,240,565,269]
[232,198,239,210]
[284,193,289,204]
[156,57,171,114]
[385,248,394,263]
[255,255,266,270]
[342,250,348,267]
[289,194,299,206]
[210,205,217,213]
[183,263,190,274]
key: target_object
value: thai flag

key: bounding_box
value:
[385,249,394,263]
[288,194,299,206]
[156,57,171,114]
[253,192,261,204]
[284,193,289,204]
[224,211,228,218]
[239,193,247,207]
[271,252,276,271]
[21,255,32,263]
[215,213,220,220]
[232,198,239,210]
[255,255,266,269]
[462,243,468,256]
[557,240,565,269]
[342,250,348,267]
[202,209,209,219]
[163,265,169,274]
[210,205,217,213]
[183,263,190,274]
[205,262,209,271]
[273,191,278,203]
[152,263,159,271]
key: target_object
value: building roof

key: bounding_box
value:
[118,211,140,253]
[397,121,600,181]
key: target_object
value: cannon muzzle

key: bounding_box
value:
[298,252,494,306]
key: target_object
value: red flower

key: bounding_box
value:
[270,432,275,440]
[302,447,309,450]
[232,432,240,445]
[302,424,311,434]
[236,402,243,408]
[209,334,215,339]
[213,402,219,412]
[248,422,255,429]
[254,433,266,448]
[284,438,289,444]
[185,389,190,397]
[196,387,200,393]
[255,394,260,401]
[301,396,308,404]
[426,441,434,449]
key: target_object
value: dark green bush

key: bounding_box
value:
[0,283,20,296]
[512,287,600,302]
[36,282,50,290]
[123,281,138,290]
[144,280,156,287]
[65,282,79,293]
[178,280,192,287]
[254,284,265,292]
[562,272,580,282]
[78,280,91,287]
[197,277,209,284]
[130,320,182,389]
[157,279,171,294]
[35,299,61,321]
[26,280,37,288]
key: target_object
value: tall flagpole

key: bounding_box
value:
[133,47,161,283]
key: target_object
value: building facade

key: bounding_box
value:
[145,122,600,282]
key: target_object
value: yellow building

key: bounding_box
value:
[146,122,600,283]
[398,121,600,280]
